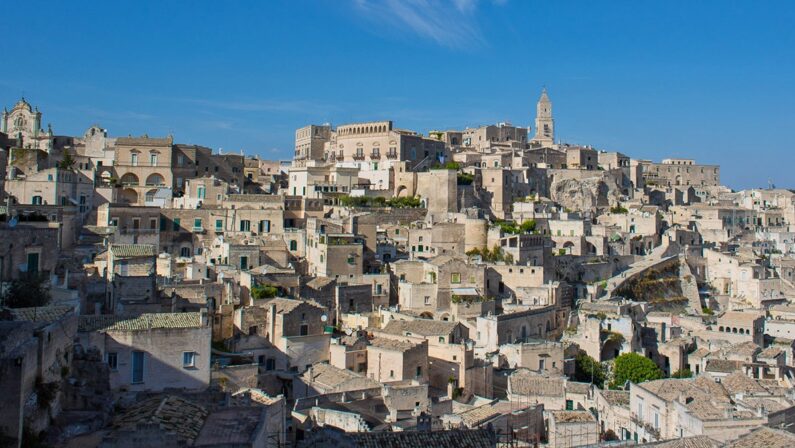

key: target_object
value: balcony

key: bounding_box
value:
[630,413,661,440]
[369,153,381,160]
[386,152,398,159]
[352,153,366,160]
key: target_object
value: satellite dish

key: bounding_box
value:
[321,314,328,322]
[345,328,353,336]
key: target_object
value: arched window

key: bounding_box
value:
[31,195,43,205]
[289,240,297,251]
[146,173,165,186]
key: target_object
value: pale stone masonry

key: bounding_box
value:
[3,89,794,448]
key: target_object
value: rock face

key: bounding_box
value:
[550,176,621,212]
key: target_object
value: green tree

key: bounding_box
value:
[251,284,280,300]
[520,219,537,233]
[573,353,605,388]
[611,353,663,388]
[671,368,692,378]
[2,272,51,308]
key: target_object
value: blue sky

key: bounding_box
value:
[2,0,794,189]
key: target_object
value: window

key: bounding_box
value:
[300,324,308,336]
[375,284,382,295]
[565,399,574,411]
[173,218,181,231]
[183,352,196,368]
[197,186,206,199]
[107,352,118,370]
[131,351,144,384]
[26,253,39,273]
[131,153,138,166]
[390,369,395,378]
[424,296,431,305]
[451,273,461,284]
[178,155,185,166]
[31,195,42,205]
[258,220,271,233]
[180,247,191,258]
[265,358,276,371]
[150,153,158,166]
[193,218,202,230]
[290,240,297,251]
[240,220,251,231]
[416,366,422,377]
[160,217,167,231]
[149,218,157,229]
[240,256,248,270]
[347,254,355,265]
[215,219,223,231]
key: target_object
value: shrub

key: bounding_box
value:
[671,368,692,378]
[251,285,280,299]
[2,272,51,308]
[457,173,474,185]
[611,353,663,388]
[573,353,605,388]
[610,205,629,214]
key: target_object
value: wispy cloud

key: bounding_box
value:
[352,0,503,49]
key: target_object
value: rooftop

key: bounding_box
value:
[112,395,207,443]
[79,312,203,332]
[549,410,595,423]
[10,305,73,323]
[381,319,459,337]
[110,243,158,258]
[369,337,418,352]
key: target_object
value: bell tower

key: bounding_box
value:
[531,88,554,147]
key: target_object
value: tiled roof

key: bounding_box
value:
[10,305,73,323]
[369,337,417,352]
[727,426,795,448]
[721,341,761,358]
[720,372,768,395]
[79,312,203,332]
[508,370,565,397]
[227,194,281,203]
[339,428,496,448]
[705,358,743,373]
[302,363,379,390]
[116,136,173,146]
[381,319,458,337]
[111,243,158,258]
[549,410,595,423]
[265,297,324,314]
[113,395,207,443]
[565,381,591,395]
[194,407,264,446]
[641,435,720,447]
[600,390,630,408]
[758,346,784,359]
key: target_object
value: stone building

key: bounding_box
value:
[641,158,720,188]
[78,311,211,392]
[112,135,174,205]
[367,338,429,384]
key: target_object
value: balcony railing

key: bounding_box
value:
[369,153,381,159]
[386,152,398,159]
[352,153,366,160]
